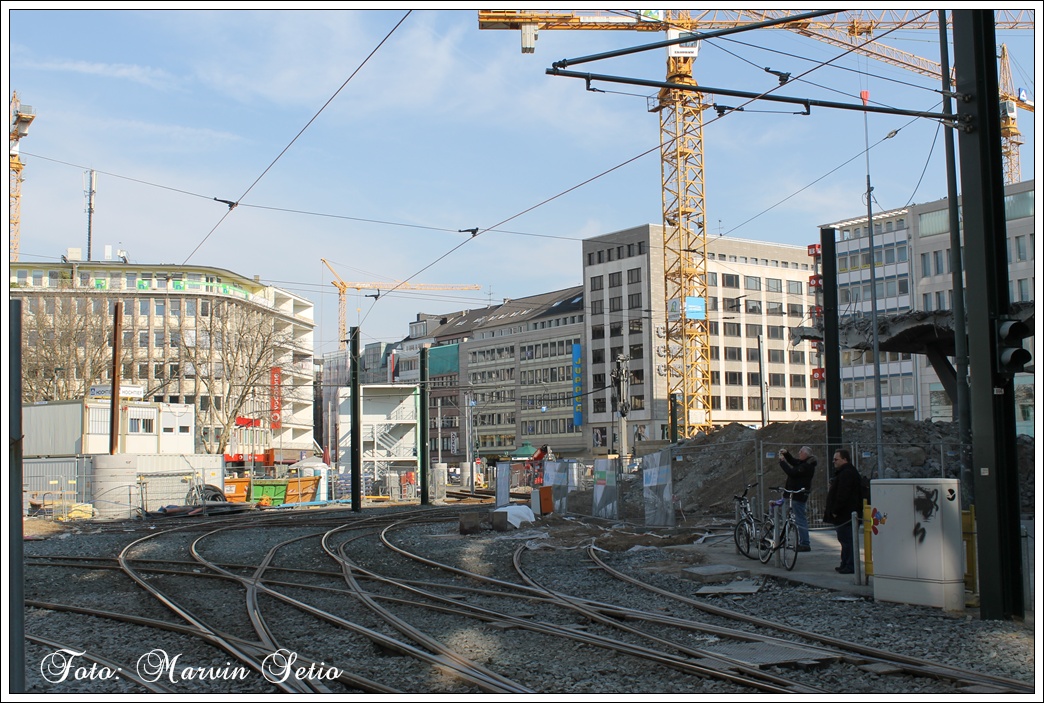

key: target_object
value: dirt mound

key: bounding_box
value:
[565,419,1034,522]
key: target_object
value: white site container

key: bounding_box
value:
[871,478,964,611]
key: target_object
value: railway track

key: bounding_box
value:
[22,505,1035,694]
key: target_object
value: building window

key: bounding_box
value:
[789,350,805,364]
[591,299,603,315]
[609,297,622,312]
[767,325,784,340]
[1015,235,1028,261]
[724,346,741,361]
[725,371,742,385]
[748,372,761,386]
[790,374,806,387]
[627,267,641,284]
[747,347,760,362]
[726,396,743,410]
[768,349,784,363]
[921,252,931,278]
[769,373,786,387]
[787,280,803,295]
[745,324,762,338]
[748,396,762,411]
[770,397,787,411]
[628,292,642,309]
[608,272,622,288]
[788,303,803,318]
[592,325,605,340]
[791,398,807,412]
[724,322,741,337]
[721,273,739,289]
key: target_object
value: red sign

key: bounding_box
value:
[270,366,283,429]
[235,416,261,427]
[811,367,826,381]
[811,305,823,318]
[807,244,822,257]
[808,274,823,289]
[811,398,826,412]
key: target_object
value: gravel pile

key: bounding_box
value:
[18,510,1037,695]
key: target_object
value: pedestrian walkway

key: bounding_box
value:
[688,526,874,598]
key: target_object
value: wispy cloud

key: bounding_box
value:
[32,59,180,90]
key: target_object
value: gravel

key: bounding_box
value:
[17,509,1038,695]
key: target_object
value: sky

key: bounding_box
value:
[6,7,1039,359]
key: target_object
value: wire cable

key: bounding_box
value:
[180,11,413,266]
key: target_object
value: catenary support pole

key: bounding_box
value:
[350,326,362,512]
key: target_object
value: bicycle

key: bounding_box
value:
[757,487,807,570]
[732,482,760,559]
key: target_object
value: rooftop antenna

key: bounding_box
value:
[84,169,96,261]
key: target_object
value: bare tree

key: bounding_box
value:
[176,298,303,454]
[17,286,132,403]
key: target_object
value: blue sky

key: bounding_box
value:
[6,8,1038,357]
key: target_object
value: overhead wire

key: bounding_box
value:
[179,10,413,266]
[22,9,963,347]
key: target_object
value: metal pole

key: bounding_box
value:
[350,326,362,512]
[10,300,26,693]
[419,346,430,505]
[863,136,886,479]
[953,9,1024,620]
[464,390,474,493]
[938,9,973,505]
[757,334,768,427]
[436,398,442,464]
[109,301,123,454]
[618,355,630,462]
[86,169,95,261]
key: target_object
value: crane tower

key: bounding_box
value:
[321,258,481,348]
[478,9,1033,438]
[10,91,36,263]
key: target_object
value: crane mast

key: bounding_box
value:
[10,91,36,263]
[478,9,1033,439]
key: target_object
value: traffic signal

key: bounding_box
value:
[995,318,1031,376]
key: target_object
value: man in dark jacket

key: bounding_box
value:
[823,449,863,574]
[778,446,816,551]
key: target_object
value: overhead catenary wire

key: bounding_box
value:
[18,9,972,333]
[179,11,414,266]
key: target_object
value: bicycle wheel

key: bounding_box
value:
[758,519,775,563]
[782,520,799,571]
[733,520,752,558]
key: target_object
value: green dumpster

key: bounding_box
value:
[252,480,287,506]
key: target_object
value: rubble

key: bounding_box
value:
[572,418,1035,521]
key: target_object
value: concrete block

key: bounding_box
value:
[491,509,509,532]
[459,512,485,534]
[680,563,750,584]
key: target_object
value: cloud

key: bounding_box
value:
[31,59,179,90]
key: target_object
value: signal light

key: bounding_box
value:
[996,319,1031,376]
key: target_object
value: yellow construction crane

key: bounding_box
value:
[321,258,481,349]
[479,9,1033,438]
[998,43,1034,185]
[10,91,36,263]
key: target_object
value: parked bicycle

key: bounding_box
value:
[758,486,807,570]
[732,482,760,559]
